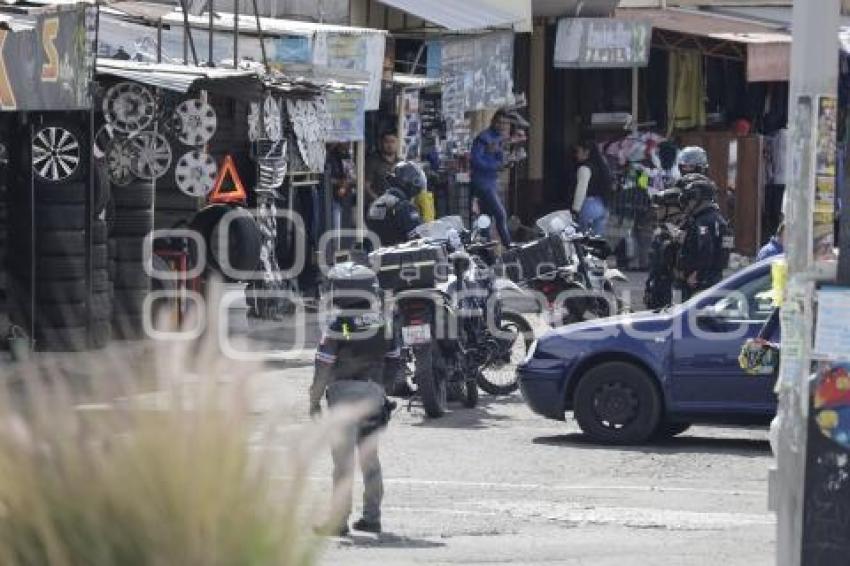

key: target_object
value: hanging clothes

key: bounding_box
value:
[667,50,706,135]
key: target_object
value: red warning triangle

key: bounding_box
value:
[209,155,247,204]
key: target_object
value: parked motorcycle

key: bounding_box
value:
[505,211,628,327]
[372,216,533,416]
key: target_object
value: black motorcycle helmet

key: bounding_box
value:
[386,161,427,200]
[657,140,679,171]
[326,261,379,310]
[677,146,709,175]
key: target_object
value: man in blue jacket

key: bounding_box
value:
[471,110,512,245]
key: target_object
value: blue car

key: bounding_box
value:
[518,258,779,444]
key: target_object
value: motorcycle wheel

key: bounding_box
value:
[414,343,447,418]
[478,312,534,395]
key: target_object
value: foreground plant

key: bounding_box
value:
[0,323,328,566]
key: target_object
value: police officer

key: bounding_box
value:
[366,161,425,248]
[677,146,710,177]
[310,262,401,537]
[676,176,731,300]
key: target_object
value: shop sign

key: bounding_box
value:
[554,18,650,69]
[0,5,94,111]
[324,87,366,143]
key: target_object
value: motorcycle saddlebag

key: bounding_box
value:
[369,241,449,291]
[501,237,559,282]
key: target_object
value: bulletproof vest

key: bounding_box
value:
[327,315,389,382]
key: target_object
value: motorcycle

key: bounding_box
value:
[377,216,534,416]
[530,211,629,326]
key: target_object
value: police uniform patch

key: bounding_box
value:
[700,226,709,235]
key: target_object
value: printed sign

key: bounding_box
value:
[0,5,94,111]
[814,96,838,260]
[554,18,651,68]
[324,87,366,143]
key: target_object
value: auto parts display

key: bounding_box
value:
[128,132,172,180]
[173,98,218,146]
[103,82,155,135]
[175,150,217,197]
[105,138,136,187]
[248,95,283,143]
[32,124,83,183]
[286,98,328,173]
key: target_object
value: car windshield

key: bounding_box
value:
[536,211,577,236]
[412,216,464,241]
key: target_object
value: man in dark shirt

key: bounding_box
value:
[365,131,400,204]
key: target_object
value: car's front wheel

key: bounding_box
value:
[573,362,662,445]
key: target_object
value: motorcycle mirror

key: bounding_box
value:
[475,215,492,231]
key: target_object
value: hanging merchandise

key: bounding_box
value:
[173,96,218,146]
[254,138,289,191]
[247,94,284,143]
[209,155,248,204]
[103,81,155,135]
[105,138,136,187]
[286,98,329,174]
[31,122,84,184]
[175,150,218,197]
[128,131,173,180]
[93,123,122,160]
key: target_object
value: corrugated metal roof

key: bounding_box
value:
[160,10,386,37]
[375,0,522,31]
[96,60,259,93]
[616,7,791,45]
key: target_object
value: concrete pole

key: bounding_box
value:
[775,2,840,565]
[356,139,366,242]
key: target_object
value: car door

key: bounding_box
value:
[670,271,778,413]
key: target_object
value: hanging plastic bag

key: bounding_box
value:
[414,190,436,222]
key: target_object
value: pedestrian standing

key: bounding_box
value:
[471,110,512,246]
[365,131,400,204]
[311,263,400,537]
[571,139,614,237]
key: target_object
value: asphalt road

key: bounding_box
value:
[253,365,776,566]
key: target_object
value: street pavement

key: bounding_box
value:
[251,364,776,566]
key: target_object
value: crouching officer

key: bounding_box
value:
[676,176,732,300]
[366,161,425,247]
[310,262,400,536]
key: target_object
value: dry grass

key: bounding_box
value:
[0,302,335,566]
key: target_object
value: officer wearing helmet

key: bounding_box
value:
[367,161,424,247]
[311,262,400,537]
[677,146,710,176]
[676,174,732,299]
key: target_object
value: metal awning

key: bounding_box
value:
[615,7,792,82]
[161,10,386,37]
[374,0,524,32]
[393,73,441,89]
[96,60,262,96]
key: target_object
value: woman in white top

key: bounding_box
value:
[571,140,614,236]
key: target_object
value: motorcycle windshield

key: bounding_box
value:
[412,216,465,241]
[536,211,577,237]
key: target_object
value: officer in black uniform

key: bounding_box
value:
[310,262,400,537]
[366,161,425,248]
[676,176,732,300]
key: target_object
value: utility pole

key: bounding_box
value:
[775,2,841,566]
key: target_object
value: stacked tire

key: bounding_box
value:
[6,115,114,352]
[155,187,200,232]
[110,181,154,340]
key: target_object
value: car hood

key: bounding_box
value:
[549,309,675,337]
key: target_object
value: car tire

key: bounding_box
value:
[113,315,146,341]
[35,182,86,205]
[111,210,153,237]
[114,261,150,289]
[113,237,145,261]
[573,362,662,445]
[652,421,691,440]
[38,256,87,281]
[112,182,154,209]
[35,325,89,352]
[38,204,86,230]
